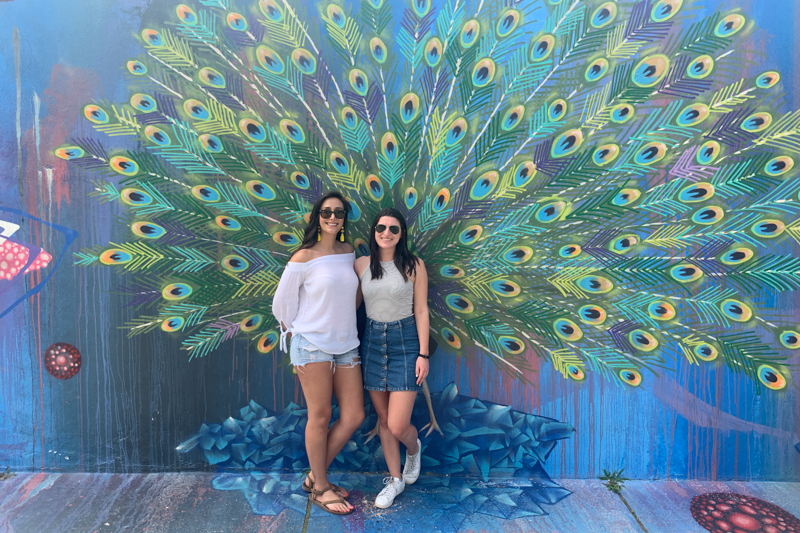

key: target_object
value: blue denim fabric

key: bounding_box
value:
[361,316,421,392]
[289,333,360,369]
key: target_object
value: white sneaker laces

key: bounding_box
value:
[379,476,399,497]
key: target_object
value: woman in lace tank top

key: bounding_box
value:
[354,208,430,509]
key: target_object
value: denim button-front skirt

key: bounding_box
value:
[361,316,421,392]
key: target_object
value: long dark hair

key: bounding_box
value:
[294,191,351,255]
[369,208,417,281]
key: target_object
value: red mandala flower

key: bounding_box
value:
[44,343,82,380]
[691,493,800,533]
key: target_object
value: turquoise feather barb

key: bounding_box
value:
[62,0,798,392]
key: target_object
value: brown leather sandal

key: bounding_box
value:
[302,475,350,499]
[309,485,353,516]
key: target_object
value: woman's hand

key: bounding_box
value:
[415,357,429,385]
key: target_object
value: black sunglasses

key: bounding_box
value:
[376,224,400,235]
[320,208,346,219]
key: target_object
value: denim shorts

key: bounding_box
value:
[289,334,360,370]
[361,316,421,392]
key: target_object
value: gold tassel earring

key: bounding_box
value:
[339,227,345,242]
[317,224,321,241]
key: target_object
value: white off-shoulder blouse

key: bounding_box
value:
[271,252,359,354]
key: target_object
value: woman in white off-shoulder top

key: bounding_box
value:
[272,191,363,516]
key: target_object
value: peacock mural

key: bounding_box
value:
[60,0,798,396]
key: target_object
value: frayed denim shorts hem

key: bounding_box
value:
[289,333,360,371]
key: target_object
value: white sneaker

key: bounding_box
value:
[375,476,405,508]
[402,438,422,485]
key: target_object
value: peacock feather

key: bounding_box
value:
[61,0,798,393]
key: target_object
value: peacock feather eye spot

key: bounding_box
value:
[514,161,537,188]
[240,314,263,332]
[130,93,157,113]
[578,275,613,294]
[227,12,248,31]
[779,330,800,349]
[198,134,223,153]
[651,0,683,22]
[446,118,468,146]
[348,69,369,96]
[459,225,483,245]
[720,247,754,265]
[145,126,171,146]
[472,58,497,87]
[221,254,249,273]
[215,216,242,231]
[441,327,462,349]
[55,146,85,160]
[191,185,220,203]
[183,99,210,120]
[354,238,369,257]
[272,232,299,246]
[687,55,714,79]
[648,301,676,321]
[257,331,279,353]
[497,9,521,38]
[84,105,109,124]
[199,67,226,88]
[326,4,346,29]
[346,200,361,221]
[176,5,197,25]
[99,249,132,266]
[432,188,451,212]
[161,316,185,332]
[142,29,164,47]
[380,132,399,162]
[693,342,718,361]
[593,144,620,166]
[162,283,193,301]
[764,156,794,176]
[405,187,418,209]
[634,142,667,166]
[121,188,152,206]
[246,180,276,201]
[696,140,721,165]
[676,103,710,127]
[715,13,746,38]
[241,119,267,143]
[256,46,285,74]
[610,104,634,124]
[291,48,317,75]
[670,263,703,283]
[110,156,140,177]
[446,294,474,314]
[610,234,639,253]
[756,70,780,89]
[629,330,659,352]
[720,299,753,322]
[741,112,772,132]
[503,246,533,264]
[329,151,350,174]
[366,174,384,201]
[370,37,387,64]
[551,129,584,158]
[757,364,786,390]
[559,244,582,258]
[499,335,525,354]
[127,60,147,76]
[290,172,310,190]
[554,318,583,341]
[691,206,725,225]
[341,106,358,128]
[424,37,443,67]
[412,0,431,17]
[399,93,421,123]
[279,119,305,144]
[579,305,607,325]
[632,54,670,88]
[619,369,643,387]
[612,188,641,206]
[751,219,785,238]
[470,171,499,201]
[440,265,465,278]
[530,34,555,62]
[460,19,480,49]
[259,0,284,22]
[536,201,567,223]
[490,279,521,298]
[585,58,609,82]
[591,2,617,28]
[548,99,567,121]
[567,365,586,381]
[132,221,166,239]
